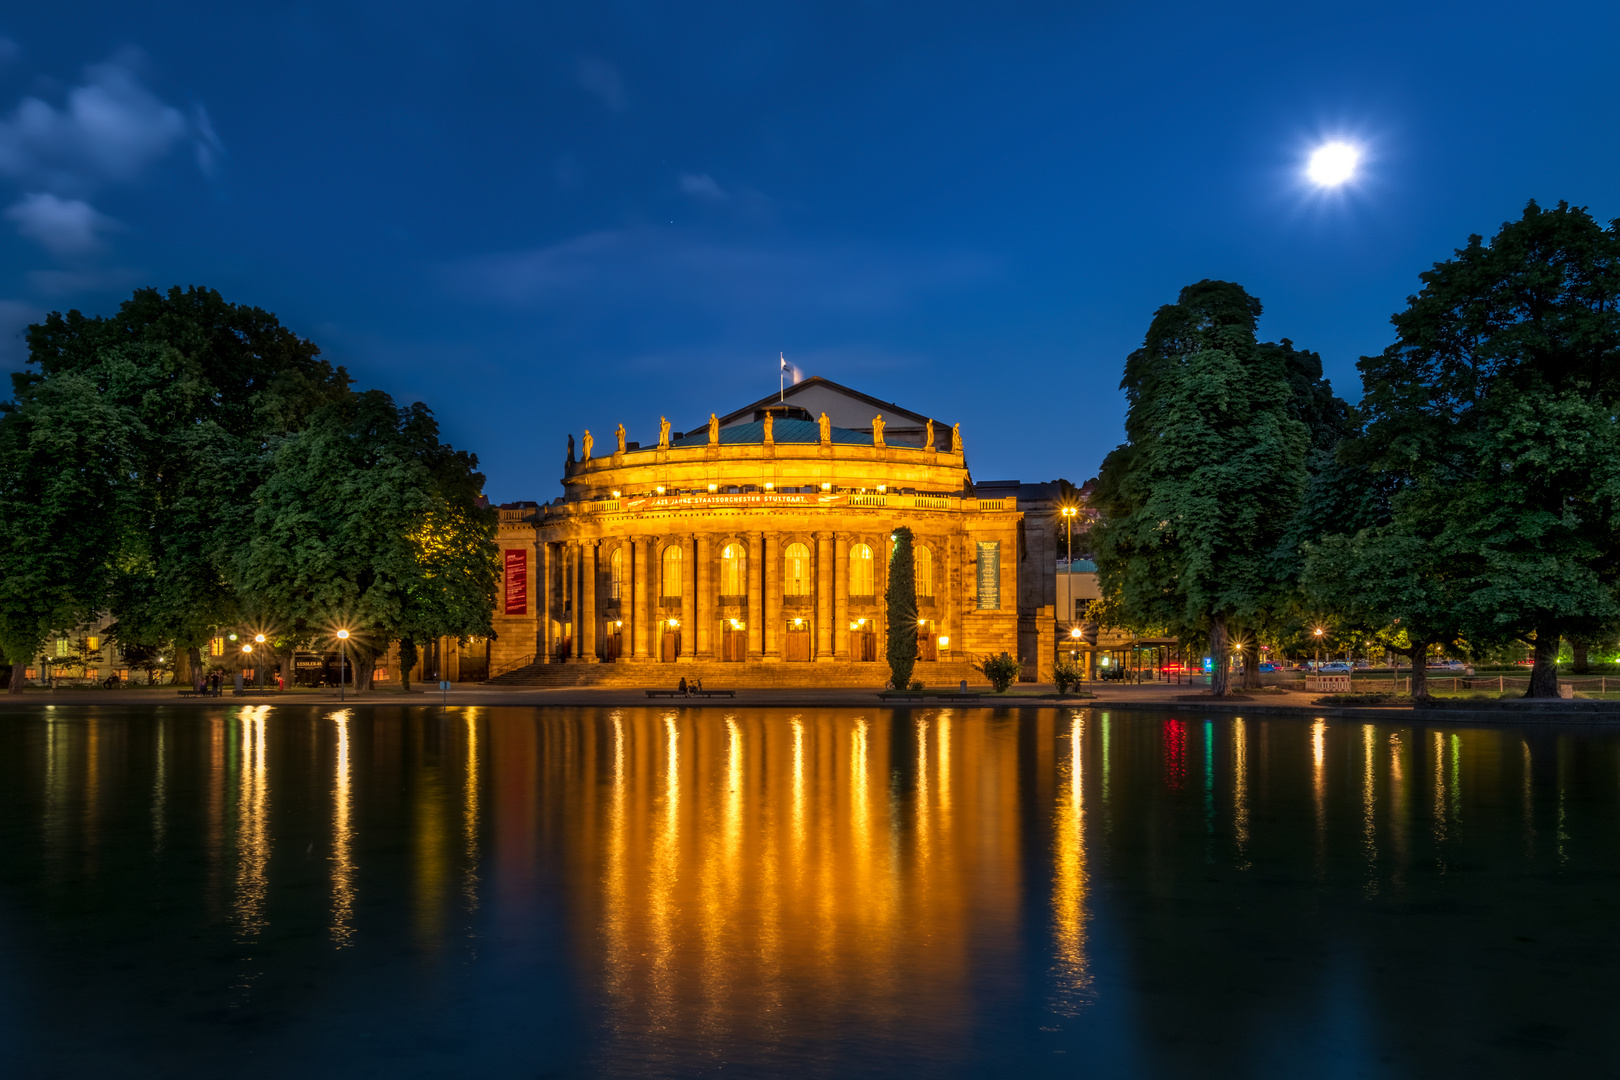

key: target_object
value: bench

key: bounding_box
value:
[645,689,684,698]
[644,689,737,699]
[691,689,735,698]
[176,689,219,698]
[878,692,982,702]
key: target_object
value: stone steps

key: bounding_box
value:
[487,659,989,690]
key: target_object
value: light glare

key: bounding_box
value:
[1307,142,1358,187]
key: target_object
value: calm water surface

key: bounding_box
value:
[1,704,1619,1078]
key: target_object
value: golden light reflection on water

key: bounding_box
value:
[463,709,481,916]
[1232,718,1249,863]
[1312,719,1326,876]
[1361,724,1378,895]
[234,706,271,939]
[1050,711,1091,1014]
[331,709,356,947]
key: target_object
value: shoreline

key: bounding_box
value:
[3,681,1618,726]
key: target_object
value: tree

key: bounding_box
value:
[885,527,918,690]
[23,287,350,688]
[1352,201,1620,696]
[119,641,174,685]
[1090,281,1313,695]
[232,390,498,693]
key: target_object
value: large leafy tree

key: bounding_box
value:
[22,287,350,686]
[886,527,917,690]
[1090,281,1313,695]
[1351,201,1620,696]
[232,390,498,692]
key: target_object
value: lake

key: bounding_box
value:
[1,704,1617,1077]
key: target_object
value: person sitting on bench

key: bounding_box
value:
[678,677,688,696]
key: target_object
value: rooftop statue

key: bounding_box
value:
[763,412,774,444]
[926,418,935,451]
[709,413,720,444]
[872,414,886,448]
[952,422,962,453]
[616,423,626,453]
[659,416,671,449]
[567,433,575,464]
[819,411,832,444]
[581,429,593,462]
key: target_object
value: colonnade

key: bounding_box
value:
[536,529,958,664]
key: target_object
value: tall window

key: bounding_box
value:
[661,545,683,598]
[849,543,874,597]
[784,542,810,597]
[721,542,747,598]
[609,547,624,600]
[914,545,934,598]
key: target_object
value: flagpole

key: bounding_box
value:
[780,352,785,403]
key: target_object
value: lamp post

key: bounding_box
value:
[336,629,350,701]
[1313,627,1325,674]
[254,634,267,689]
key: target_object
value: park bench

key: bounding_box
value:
[645,689,684,698]
[644,688,736,699]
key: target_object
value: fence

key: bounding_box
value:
[1294,674,1618,696]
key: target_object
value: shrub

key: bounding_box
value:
[1053,658,1084,695]
[909,679,924,692]
[976,652,1020,693]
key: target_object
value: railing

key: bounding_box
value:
[977,499,1004,511]
[913,496,951,509]
[850,494,887,507]
[488,653,536,680]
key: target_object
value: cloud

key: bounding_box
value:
[443,227,997,316]
[192,103,224,176]
[679,172,729,202]
[5,192,117,255]
[0,53,200,193]
[576,58,628,112]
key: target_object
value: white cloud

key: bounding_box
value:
[679,172,729,202]
[576,58,628,112]
[444,227,996,316]
[0,54,196,193]
[5,192,117,255]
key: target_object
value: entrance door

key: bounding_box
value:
[917,623,937,662]
[602,631,622,663]
[854,630,877,662]
[661,631,681,662]
[721,629,746,662]
[784,628,811,662]
[556,635,572,663]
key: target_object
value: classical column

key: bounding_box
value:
[568,542,582,660]
[763,532,781,661]
[581,540,599,663]
[673,535,691,663]
[632,536,650,660]
[694,534,712,660]
[747,531,765,659]
[815,531,834,661]
[538,541,553,664]
[834,533,850,660]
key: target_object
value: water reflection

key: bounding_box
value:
[8,706,1620,1078]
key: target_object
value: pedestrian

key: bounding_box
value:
[678,676,688,696]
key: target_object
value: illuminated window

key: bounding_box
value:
[609,547,624,600]
[661,545,683,598]
[850,543,874,596]
[85,636,100,652]
[55,638,68,657]
[209,637,225,657]
[721,543,747,598]
[784,542,810,597]
[914,545,933,598]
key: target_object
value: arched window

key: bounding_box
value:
[609,547,624,600]
[914,545,933,598]
[721,542,747,599]
[661,545,683,598]
[849,543,874,597]
[783,542,810,598]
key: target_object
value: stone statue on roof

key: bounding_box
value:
[567,433,575,464]
[709,413,720,444]
[819,411,832,444]
[616,423,626,453]
[926,418,935,451]
[581,429,593,462]
[872,414,886,448]
[951,422,962,453]
[659,416,671,449]
[763,411,774,445]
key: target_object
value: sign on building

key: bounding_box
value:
[976,541,1000,610]
[504,549,528,615]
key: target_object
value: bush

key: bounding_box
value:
[975,652,1020,693]
[909,679,924,692]
[1053,658,1084,694]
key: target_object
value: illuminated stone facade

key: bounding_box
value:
[489,378,1029,687]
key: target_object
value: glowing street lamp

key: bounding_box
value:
[336,629,351,701]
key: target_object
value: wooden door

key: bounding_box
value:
[917,626,937,662]
[603,632,622,663]
[721,630,746,662]
[784,629,811,662]
[661,631,680,662]
[855,631,876,662]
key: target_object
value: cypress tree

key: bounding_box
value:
[886,527,918,689]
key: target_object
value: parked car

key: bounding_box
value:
[1317,662,1352,673]
[1427,659,1467,670]
[1258,662,1282,673]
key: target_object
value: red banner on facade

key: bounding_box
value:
[504,549,528,615]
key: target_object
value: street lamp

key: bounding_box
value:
[1313,626,1325,670]
[254,634,267,689]
[336,629,350,701]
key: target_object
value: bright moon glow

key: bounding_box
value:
[1307,142,1359,187]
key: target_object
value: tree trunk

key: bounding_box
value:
[278,651,293,690]
[1526,626,1561,698]
[353,652,376,695]
[1405,643,1430,700]
[398,639,417,692]
[1209,613,1230,696]
[8,661,24,695]
[1571,637,1591,674]
[1241,639,1262,690]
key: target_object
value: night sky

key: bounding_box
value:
[1,3,1617,502]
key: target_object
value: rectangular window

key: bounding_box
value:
[210,637,225,657]
[55,638,69,657]
[86,636,99,652]
[374,668,390,681]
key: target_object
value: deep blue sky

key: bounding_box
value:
[2,2,1617,502]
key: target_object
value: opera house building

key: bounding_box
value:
[487,377,1073,688]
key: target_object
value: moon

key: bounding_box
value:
[1306,141,1359,187]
